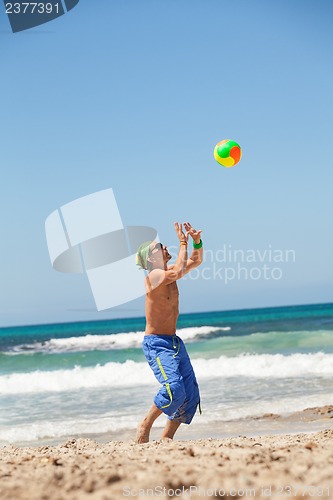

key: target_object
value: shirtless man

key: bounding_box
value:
[135,222,203,443]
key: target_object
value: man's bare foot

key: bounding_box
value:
[135,420,151,444]
[135,404,162,444]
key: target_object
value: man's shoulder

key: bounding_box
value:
[145,269,165,292]
[146,266,178,292]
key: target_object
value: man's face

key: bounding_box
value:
[149,242,171,267]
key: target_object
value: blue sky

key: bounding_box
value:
[0,0,332,327]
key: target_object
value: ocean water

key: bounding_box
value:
[1,303,333,445]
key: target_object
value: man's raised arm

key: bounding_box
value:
[146,222,189,289]
[183,222,203,275]
[172,222,188,276]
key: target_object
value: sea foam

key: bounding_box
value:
[1,392,333,444]
[1,352,333,395]
[8,326,227,354]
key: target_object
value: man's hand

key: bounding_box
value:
[174,222,188,243]
[184,222,202,245]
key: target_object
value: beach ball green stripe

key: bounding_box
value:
[226,140,239,149]
[216,144,231,158]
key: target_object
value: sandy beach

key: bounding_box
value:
[1,406,333,500]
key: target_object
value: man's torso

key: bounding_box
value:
[145,280,179,335]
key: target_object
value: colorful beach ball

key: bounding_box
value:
[214,139,242,168]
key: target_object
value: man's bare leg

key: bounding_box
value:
[161,419,181,440]
[136,403,162,443]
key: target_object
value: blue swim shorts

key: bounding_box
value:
[142,334,201,424]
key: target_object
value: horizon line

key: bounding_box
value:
[0,300,332,331]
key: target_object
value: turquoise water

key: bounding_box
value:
[0,302,333,445]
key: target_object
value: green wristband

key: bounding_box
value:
[193,239,203,249]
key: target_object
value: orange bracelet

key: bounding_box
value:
[180,241,188,245]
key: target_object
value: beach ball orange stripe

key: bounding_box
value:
[230,146,241,163]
